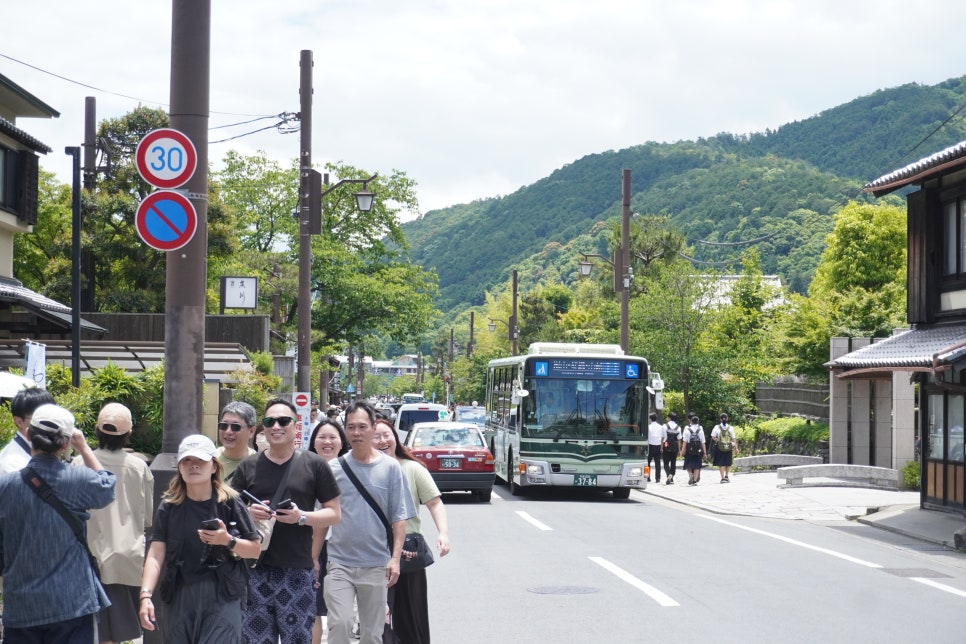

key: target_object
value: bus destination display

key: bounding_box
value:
[539,358,623,378]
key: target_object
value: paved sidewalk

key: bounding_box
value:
[639,466,966,549]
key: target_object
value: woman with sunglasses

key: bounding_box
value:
[230,398,342,644]
[139,434,262,643]
[307,420,350,644]
[215,401,258,483]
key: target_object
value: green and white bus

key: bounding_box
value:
[485,342,664,499]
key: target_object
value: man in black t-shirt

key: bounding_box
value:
[231,397,341,644]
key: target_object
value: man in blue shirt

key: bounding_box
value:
[0,404,116,643]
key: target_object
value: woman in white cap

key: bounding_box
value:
[73,402,154,644]
[138,434,261,643]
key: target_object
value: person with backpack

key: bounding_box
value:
[682,414,706,486]
[662,412,681,485]
[711,413,739,483]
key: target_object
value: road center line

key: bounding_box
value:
[911,577,966,598]
[515,510,552,531]
[697,515,883,569]
[589,556,679,607]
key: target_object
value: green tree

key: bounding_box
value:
[778,201,906,376]
[631,259,719,413]
[13,170,72,297]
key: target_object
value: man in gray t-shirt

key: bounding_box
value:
[325,402,415,644]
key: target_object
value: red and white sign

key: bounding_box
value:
[135,128,198,189]
[293,391,312,449]
[135,191,198,251]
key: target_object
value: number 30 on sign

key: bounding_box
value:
[135,128,198,189]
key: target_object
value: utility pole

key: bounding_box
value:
[510,269,519,355]
[81,98,96,310]
[620,169,631,353]
[467,311,474,357]
[297,50,313,393]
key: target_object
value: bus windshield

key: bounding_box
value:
[522,376,646,439]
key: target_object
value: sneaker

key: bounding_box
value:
[665,479,672,485]
[724,476,730,483]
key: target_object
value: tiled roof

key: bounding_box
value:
[827,324,966,370]
[0,276,106,333]
[0,115,52,154]
[0,276,70,313]
[864,140,966,197]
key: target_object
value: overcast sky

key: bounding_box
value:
[5,0,966,216]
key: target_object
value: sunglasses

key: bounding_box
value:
[262,416,296,428]
[218,422,245,432]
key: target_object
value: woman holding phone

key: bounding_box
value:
[138,434,261,643]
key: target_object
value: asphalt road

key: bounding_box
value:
[421,485,966,643]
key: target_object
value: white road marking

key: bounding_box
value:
[589,556,680,607]
[515,510,552,531]
[490,489,503,501]
[698,514,882,568]
[911,577,966,598]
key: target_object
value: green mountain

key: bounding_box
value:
[403,77,966,312]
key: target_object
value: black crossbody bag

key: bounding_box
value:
[21,466,102,582]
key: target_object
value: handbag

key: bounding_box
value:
[400,532,434,574]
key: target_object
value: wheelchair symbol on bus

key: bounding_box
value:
[625,364,639,378]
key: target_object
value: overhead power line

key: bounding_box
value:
[0,51,276,118]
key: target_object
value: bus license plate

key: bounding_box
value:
[440,458,461,469]
[574,474,597,486]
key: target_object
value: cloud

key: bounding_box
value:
[4,0,966,215]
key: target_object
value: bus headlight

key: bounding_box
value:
[627,466,643,478]
[526,464,545,476]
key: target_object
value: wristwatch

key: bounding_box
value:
[227,536,237,550]
[298,512,307,527]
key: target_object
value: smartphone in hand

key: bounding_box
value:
[276,498,294,510]
[200,519,220,530]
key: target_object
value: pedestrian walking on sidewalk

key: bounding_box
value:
[662,412,681,484]
[646,413,665,483]
[682,415,706,485]
[711,413,738,483]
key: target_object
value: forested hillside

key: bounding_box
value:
[403,76,966,312]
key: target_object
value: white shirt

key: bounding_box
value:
[647,421,666,445]
[0,432,31,474]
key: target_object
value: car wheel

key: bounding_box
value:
[476,488,492,502]
[612,487,631,499]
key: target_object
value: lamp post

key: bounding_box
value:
[296,170,377,393]
[578,169,632,353]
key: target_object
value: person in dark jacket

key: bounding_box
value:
[139,435,261,644]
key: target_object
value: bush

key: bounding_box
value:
[738,416,829,455]
[902,459,921,490]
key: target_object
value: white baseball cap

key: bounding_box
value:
[177,434,216,462]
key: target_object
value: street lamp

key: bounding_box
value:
[577,169,632,353]
[296,169,378,392]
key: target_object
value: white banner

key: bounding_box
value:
[25,341,46,389]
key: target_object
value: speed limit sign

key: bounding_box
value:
[135,128,198,189]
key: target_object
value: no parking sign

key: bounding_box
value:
[135,191,198,251]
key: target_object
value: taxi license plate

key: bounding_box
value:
[574,474,597,486]
[440,458,461,469]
